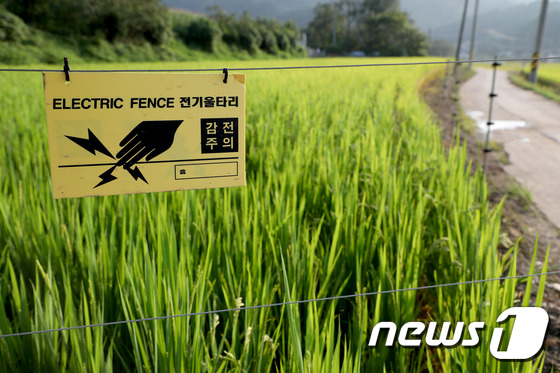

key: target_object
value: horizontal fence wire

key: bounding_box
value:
[1,269,559,338]
[0,56,559,73]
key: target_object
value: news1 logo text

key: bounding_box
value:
[368,307,549,360]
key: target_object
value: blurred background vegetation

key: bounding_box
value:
[0,0,434,65]
[0,0,305,64]
[306,0,428,57]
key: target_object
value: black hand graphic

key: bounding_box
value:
[93,120,183,188]
[116,120,183,169]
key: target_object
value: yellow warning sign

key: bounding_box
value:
[43,72,245,199]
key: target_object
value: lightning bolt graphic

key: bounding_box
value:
[66,129,115,159]
[94,166,118,188]
[125,166,148,184]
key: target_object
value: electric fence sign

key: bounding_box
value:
[43,72,246,198]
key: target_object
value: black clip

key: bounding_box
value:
[223,68,228,84]
[63,57,70,83]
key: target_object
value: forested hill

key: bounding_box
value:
[163,0,323,27]
[163,0,536,29]
[0,0,305,64]
[164,0,559,57]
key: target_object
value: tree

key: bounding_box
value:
[306,3,344,50]
[236,11,262,54]
[4,0,172,45]
[106,0,170,45]
[208,5,239,46]
[306,0,427,56]
[256,18,279,54]
[208,6,302,55]
[171,12,222,52]
[280,21,301,51]
[0,9,31,42]
[361,10,427,56]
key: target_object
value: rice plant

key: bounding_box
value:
[0,58,547,372]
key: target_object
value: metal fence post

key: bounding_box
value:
[483,57,502,174]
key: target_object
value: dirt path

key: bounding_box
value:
[461,69,560,230]
[425,71,560,367]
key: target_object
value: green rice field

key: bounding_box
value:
[530,63,560,84]
[512,62,560,103]
[0,58,549,372]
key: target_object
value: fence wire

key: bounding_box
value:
[1,269,559,338]
[0,56,559,73]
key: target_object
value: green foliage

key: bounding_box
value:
[0,5,305,65]
[0,30,85,64]
[361,10,427,56]
[208,7,304,56]
[509,66,560,104]
[0,46,33,64]
[507,182,533,211]
[171,12,222,52]
[306,3,342,50]
[275,21,300,52]
[256,19,279,54]
[208,5,240,46]
[114,0,171,45]
[5,0,171,45]
[0,32,177,65]
[236,11,263,54]
[0,9,30,42]
[306,0,427,56]
[0,57,546,371]
[0,2,304,64]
